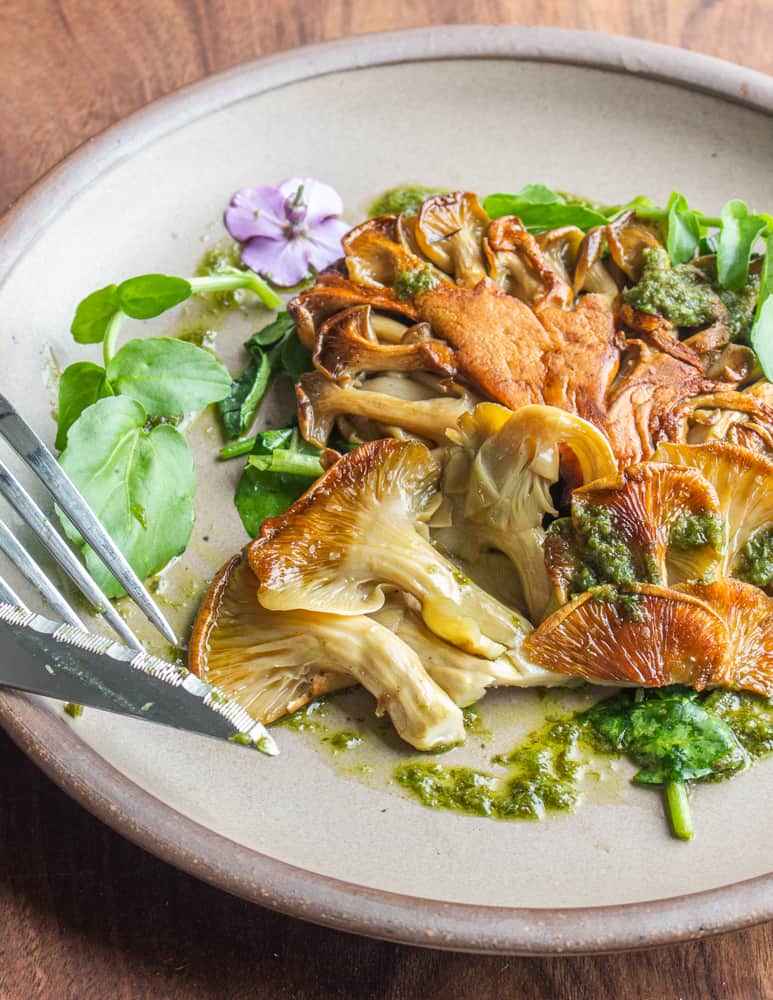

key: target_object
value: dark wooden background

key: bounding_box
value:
[2,2,772,997]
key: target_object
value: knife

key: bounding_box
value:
[0,602,279,755]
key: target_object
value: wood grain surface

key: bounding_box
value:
[1,2,772,997]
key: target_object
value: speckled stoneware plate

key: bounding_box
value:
[1,26,772,955]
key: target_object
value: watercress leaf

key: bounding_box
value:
[70,285,120,344]
[748,234,773,377]
[116,274,192,319]
[218,349,271,439]
[586,690,748,784]
[511,183,564,204]
[756,231,773,311]
[58,396,196,597]
[621,195,664,217]
[245,311,296,351]
[279,329,314,381]
[666,192,701,265]
[55,362,114,451]
[750,296,773,380]
[106,337,232,416]
[717,199,768,290]
[483,193,609,232]
[234,427,322,536]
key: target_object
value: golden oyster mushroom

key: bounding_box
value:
[661,389,773,457]
[483,216,572,308]
[188,555,465,751]
[415,191,490,285]
[653,441,773,575]
[606,209,664,281]
[675,579,773,696]
[313,305,458,384]
[523,584,729,687]
[438,402,617,621]
[571,462,723,586]
[248,439,532,659]
[296,370,474,447]
[373,595,569,708]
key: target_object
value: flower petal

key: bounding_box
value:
[225,186,287,242]
[279,176,344,227]
[305,217,350,272]
[241,235,312,287]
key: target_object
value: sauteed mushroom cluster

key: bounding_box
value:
[191,191,773,750]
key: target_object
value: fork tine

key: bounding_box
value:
[0,518,84,629]
[0,572,25,608]
[0,395,177,646]
[0,459,143,650]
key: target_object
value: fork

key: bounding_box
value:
[0,394,177,651]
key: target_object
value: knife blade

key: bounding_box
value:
[0,602,279,755]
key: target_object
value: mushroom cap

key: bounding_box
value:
[675,578,773,696]
[441,403,616,623]
[456,403,617,533]
[573,225,620,297]
[313,305,457,384]
[484,217,572,308]
[523,584,729,687]
[189,554,353,723]
[289,271,417,348]
[248,438,441,614]
[606,210,664,281]
[248,438,528,659]
[604,340,712,466]
[342,217,443,288]
[661,390,773,458]
[572,462,722,585]
[652,440,773,574]
[190,554,466,749]
[415,191,490,285]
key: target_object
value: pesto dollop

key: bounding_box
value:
[547,508,640,597]
[395,265,439,300]
[395,719,589,820]
[703,690,773,759]
[737,528,773,587]
[369,185,447,218]
[395,689,773,829]
[670,512,724,551]
[624,247,759,338]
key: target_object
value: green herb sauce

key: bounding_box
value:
[323,730,364,752]
[703,690,773,759]
[624,247,759,338]
[549,507,640,595]
[395,719,601,820]
[196,240,248,310]
[737,528,773,587]
[395,689,773,824]
[395,265,439,299]
[368,185,447,218]
[670,512,724,551]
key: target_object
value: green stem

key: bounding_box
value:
[190,272,283,311]
[102,309,126,366]
[219,436,257,460]
[664,780,694,841]
[247,450,323,477]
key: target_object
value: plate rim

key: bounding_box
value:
[1,24,772,955]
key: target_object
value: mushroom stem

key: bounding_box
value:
[297,372,473,447]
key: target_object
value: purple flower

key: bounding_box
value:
[224,177,349,287]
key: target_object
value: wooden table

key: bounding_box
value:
[2,2,772,996]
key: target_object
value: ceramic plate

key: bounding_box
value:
[1,27,772,954]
